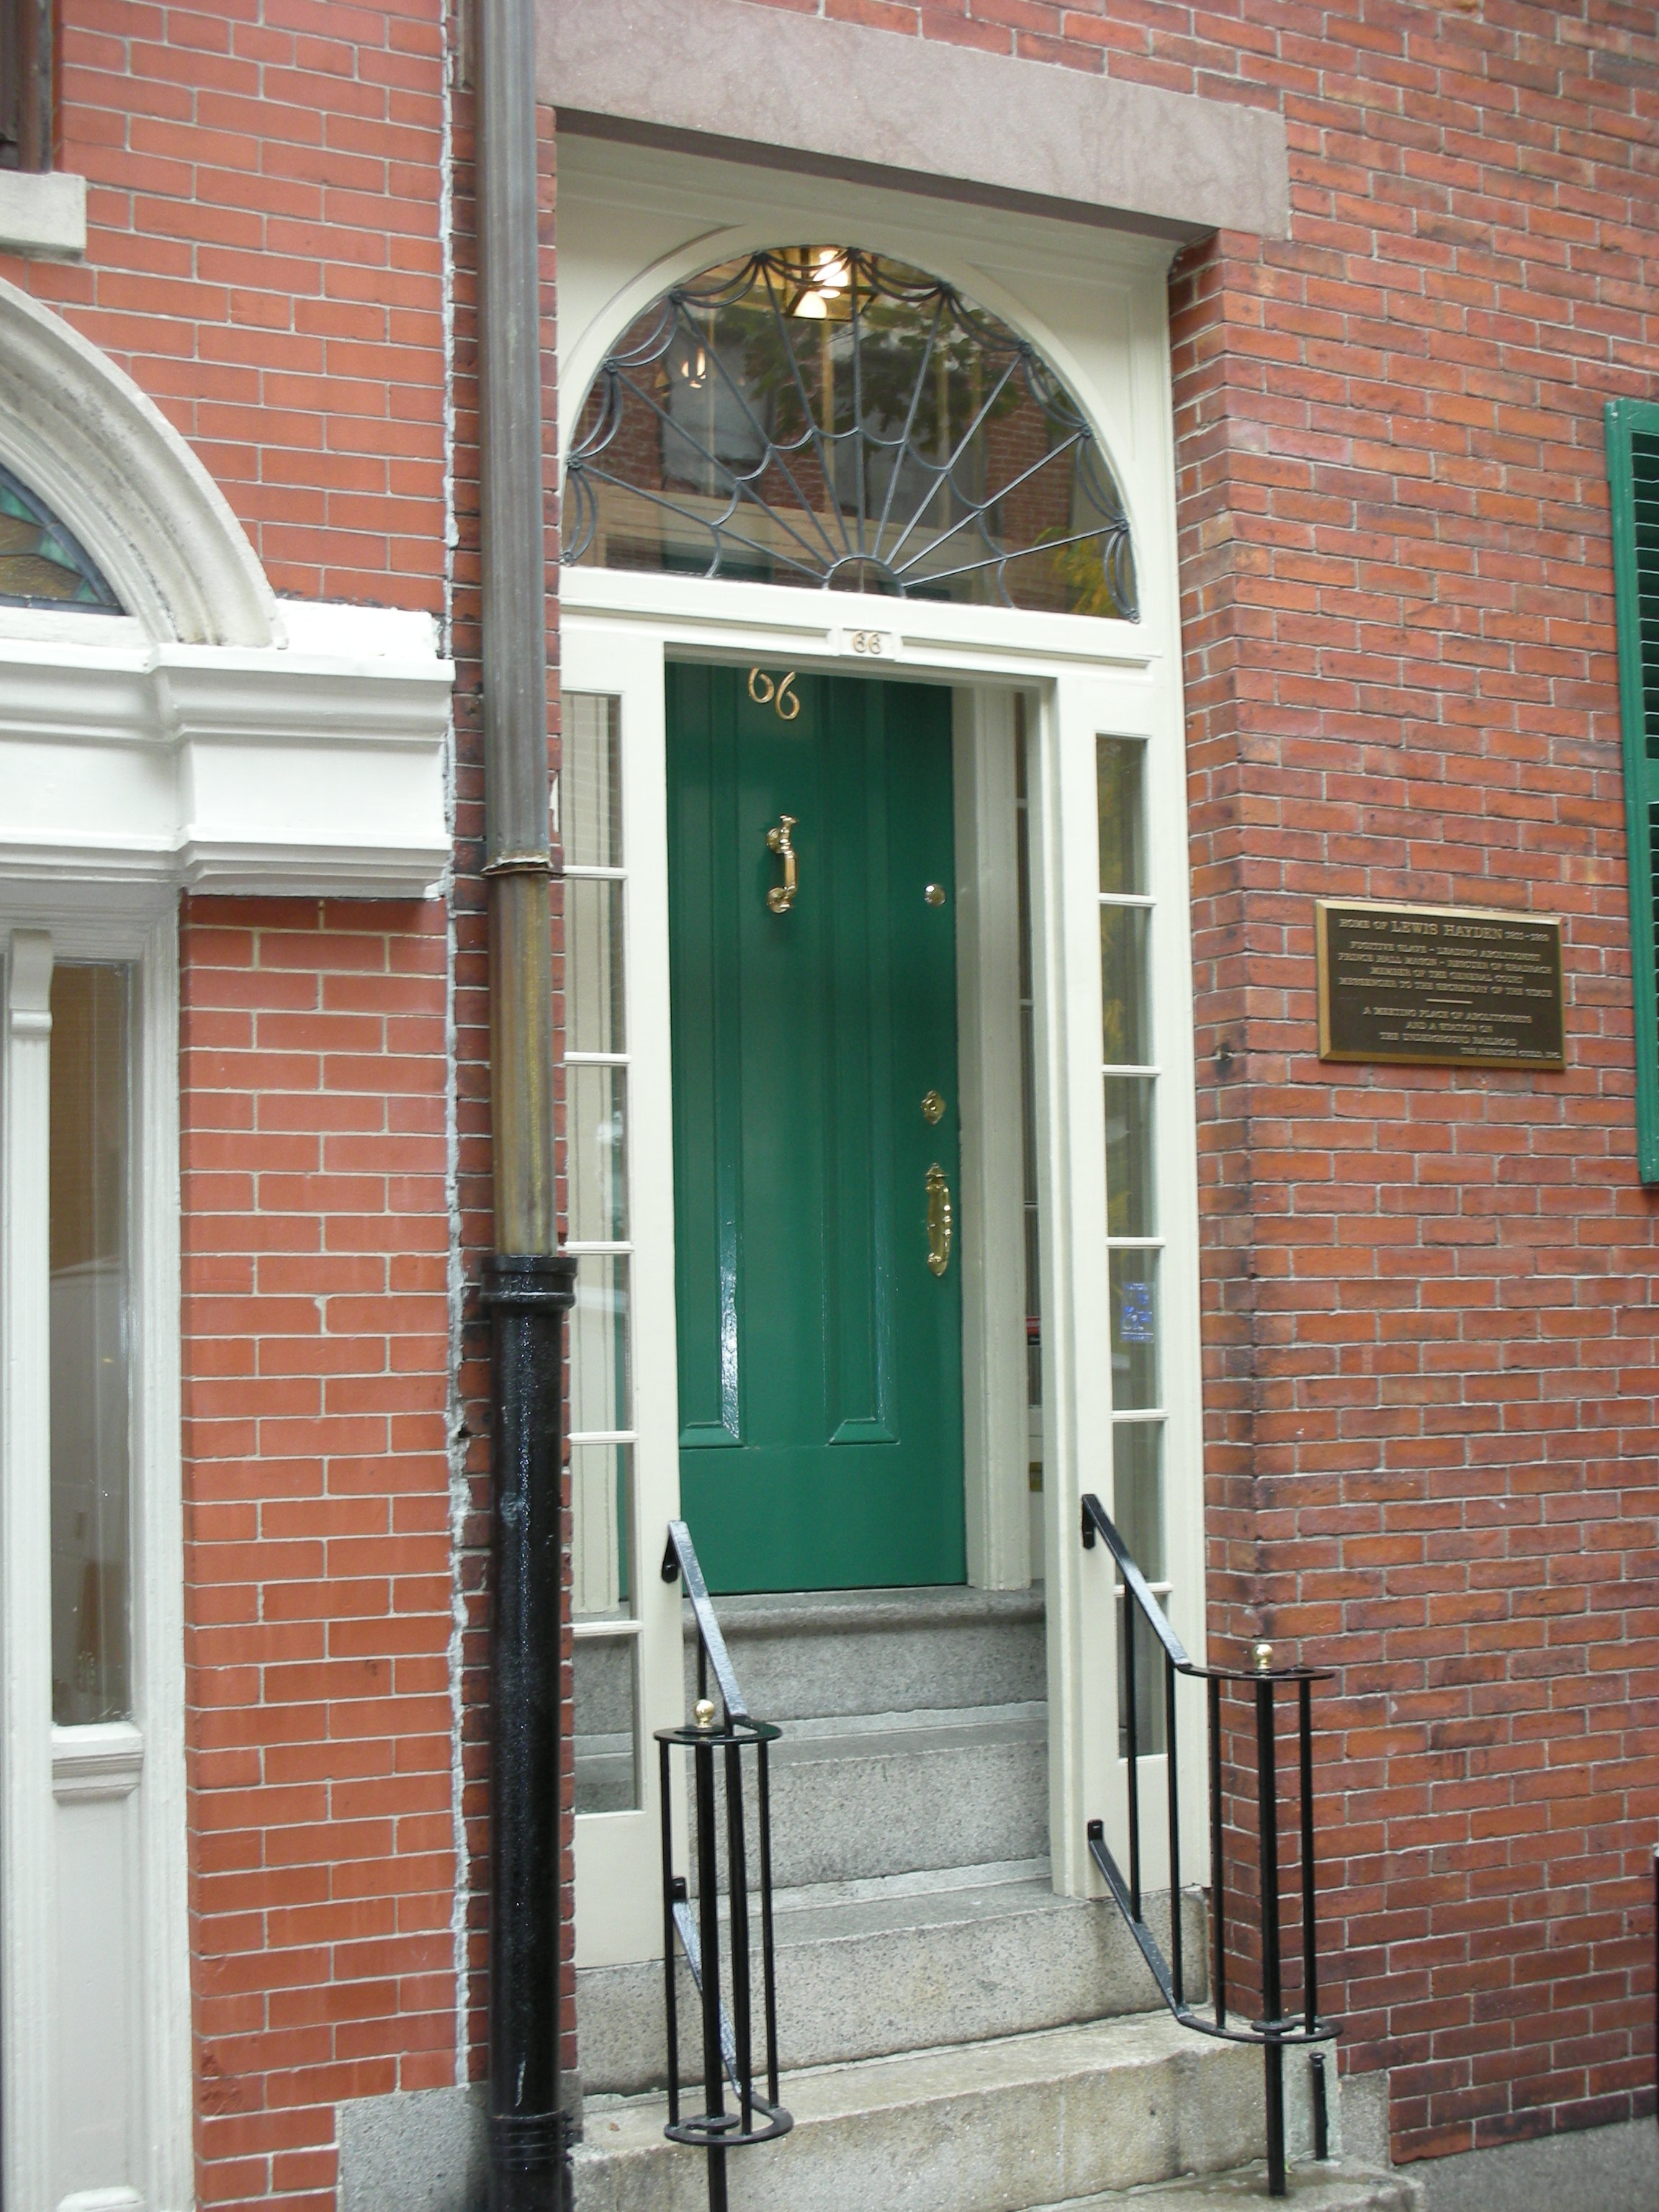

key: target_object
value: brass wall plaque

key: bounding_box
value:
[1316,900,1565,1069]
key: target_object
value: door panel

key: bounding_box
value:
[667,663,966,1593]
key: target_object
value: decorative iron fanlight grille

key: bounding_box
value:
[0,461,122,610]
[564,248,1137,619]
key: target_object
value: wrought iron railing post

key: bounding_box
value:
[1079,1496,1336,2203]
[692,1726,727,2212]
[724,1739,752,2136]
[655,1521,792,2212]
[1208,1672,1226,2030]
[1165,1652,1182,2008]
[659,1740,681,2130]
[1123,1583,1142,1919]
[1254,1649,1285,2199]
[1299,1676,1318,2036]
[758,1740,781,2110]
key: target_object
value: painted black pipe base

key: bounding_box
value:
[490,2110,567,2212]
[484,1252,578,2212]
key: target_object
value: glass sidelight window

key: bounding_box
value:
[1098,738,1167,1754]
[49,963,133,1727]
[564,694,641,1814]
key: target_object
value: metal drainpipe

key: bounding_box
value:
[477,1,575,2208]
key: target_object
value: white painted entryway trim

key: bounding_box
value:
[561,575,1212,1948]
[1,927,58,2211]
[0,285,452,902]
[0,899,190,2212]
[0,275,276,647]
[559,135,1210,1965]
[0,601,453,900]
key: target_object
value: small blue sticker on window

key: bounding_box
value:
[1119,1280,1154,1344]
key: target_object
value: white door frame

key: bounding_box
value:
[557,130,1210,1967]
[563,567,1208,1964]
[1,891,191,2212]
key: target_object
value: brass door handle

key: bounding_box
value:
[767,815,798,913]
[925,1162,952,1277]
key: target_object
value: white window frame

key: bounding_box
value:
[1,890,190,2212]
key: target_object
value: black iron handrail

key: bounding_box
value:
[657,1521,791,2212]
[1081,1493,1338,2198]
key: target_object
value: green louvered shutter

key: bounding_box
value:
[1608,398,1659,1182]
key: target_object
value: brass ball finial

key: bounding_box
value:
[1252,1640,1274,1673]
[693,1698,718,1730]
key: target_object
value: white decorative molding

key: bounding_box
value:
[0,171,87,260]
[0,284,454,898]
[0,277,279,645]
[51,1724,145,1803]
[0,603,454,899]
[562,564,1157,675]
[1,930,58,2212]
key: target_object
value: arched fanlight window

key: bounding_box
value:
[565,248,1137,619]
[0,460,122,611]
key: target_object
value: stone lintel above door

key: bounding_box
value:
[539,0,1290,244]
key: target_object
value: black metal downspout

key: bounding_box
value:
[477,1,575,2208]
[483,1254,573,2212]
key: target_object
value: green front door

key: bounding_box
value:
[667,662,966,1595]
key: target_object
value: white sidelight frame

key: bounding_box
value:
[952,686,1030,1593]
[559,131,1210,1966]
[1,894,190,2212]
[562,582,1208,1956]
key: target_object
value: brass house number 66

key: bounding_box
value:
[747,667,801,719]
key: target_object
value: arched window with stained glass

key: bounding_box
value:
[0,460,122,611]
[564,247,1137,620]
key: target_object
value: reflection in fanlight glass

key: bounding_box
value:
[565,248,1137,619]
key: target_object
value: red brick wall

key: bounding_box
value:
[8,1,464,2203]
[9,0,449,608]
[181,898,455,2208]
[24,0,1659,2187]
[731,0,1659,2169]
[1160,2,1659,2162]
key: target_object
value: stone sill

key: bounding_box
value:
[0,171,86,260]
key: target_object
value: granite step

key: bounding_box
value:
[577,1859,1207,2095]
[752,1699,1048,1887]
[690,1584,1047,1722]
[572,2011,1277,2212]
[1031,2162,1421,2211]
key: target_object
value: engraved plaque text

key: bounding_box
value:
[1316,900,1565,1069]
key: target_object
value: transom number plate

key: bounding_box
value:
[835,627,896,661]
